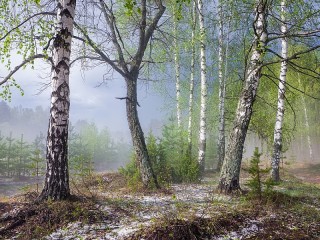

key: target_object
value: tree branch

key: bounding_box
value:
[0,54,47,86]
[116,97,140,107]
[70,56,105,66]
[261,44,320,69]
[98,0,128,72]
[0,12,56,42]
[268,29,320,42]
[131,0,165,72]
[73,22,127,78]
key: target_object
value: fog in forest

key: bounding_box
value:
[0,98,319,177]
[1,62,320,197]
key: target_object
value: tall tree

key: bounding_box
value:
[187,1,196,155]
[74,0,165,187]
[6,132,14,177]
[217,0,225,171]
[39,0,76,200]
[218,0,269,193]
[173,4,182,129]
[298,73,313,161]
[271,0,288,182]
[197,0,208,177]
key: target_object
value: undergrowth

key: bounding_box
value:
[0,196,108,240]
[120,129,199,190]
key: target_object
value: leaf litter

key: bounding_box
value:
[0,171,319,239]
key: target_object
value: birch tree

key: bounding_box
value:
[173,5,182,129]
[187,1,196,155]
[217,0,225,171]
[39,0,76,200]
[197,0,207,177]
[298,73,313,161]
[218,0,269,193]
[271,0,288,182]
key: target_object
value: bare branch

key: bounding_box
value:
[0,54,47,86]
[73,22,127,78]
[70,56,105,66]
[268,29,320,42]
[0,12,56,42]
[116,97,140,107]
[99,0,128,72]
[132,0,165,71]
[261,44,320,69]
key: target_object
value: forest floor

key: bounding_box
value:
[0,162,320,240]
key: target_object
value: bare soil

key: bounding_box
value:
[287,162,320,184]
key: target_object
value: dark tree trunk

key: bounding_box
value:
[39,0,76,201]
[218,0,268,194]
[125,75,159,188]
[78,0,165,188]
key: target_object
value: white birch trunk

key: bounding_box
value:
[298,74,314,161]
[271,0,288,182]
[40,0,76,200]
[174,13,182,129]
[197,0,207,176]
[217,0,225,170]
[218,0,268,193]
[187,2,196,155]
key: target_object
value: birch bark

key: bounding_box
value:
[217,0,225,171]
[218,0,268,193]
[187,2,196,155]
[40,0,76,200]
[298,74,313,161]
[197,0,207,176]
[271,0,288,182]
[174,12,182,129]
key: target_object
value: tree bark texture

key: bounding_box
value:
[271,0,288,182]
[187,1,196,156]
[79,0,164,188]
[40,0,76,200]
[125,76,159,188]
[217,0,225,171]
[174,14,182,129]
[218,0,268,193]
[197,0,208,177]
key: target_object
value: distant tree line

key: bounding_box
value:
[0,102,131,178]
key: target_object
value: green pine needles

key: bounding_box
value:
[120,125,199,190]
[246,147,275,201]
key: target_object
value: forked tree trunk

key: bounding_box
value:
[187,1,196,155]
[197,0,208,177]
[218,0,268,193]
[125,76,159,188]
[271,0,288,182]
[217,0,225,171]
[39,0,76,201]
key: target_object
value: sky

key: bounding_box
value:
[2,58,166,139]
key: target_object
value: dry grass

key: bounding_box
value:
[0,169,319,240]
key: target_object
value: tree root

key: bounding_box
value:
[0,207,36,235]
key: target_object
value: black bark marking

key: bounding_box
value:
[60,8,73,19]
[56,60,69,72]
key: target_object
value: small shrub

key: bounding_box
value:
[120,128,199,189]
[119,153,143,191]
[245,147,276,201]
